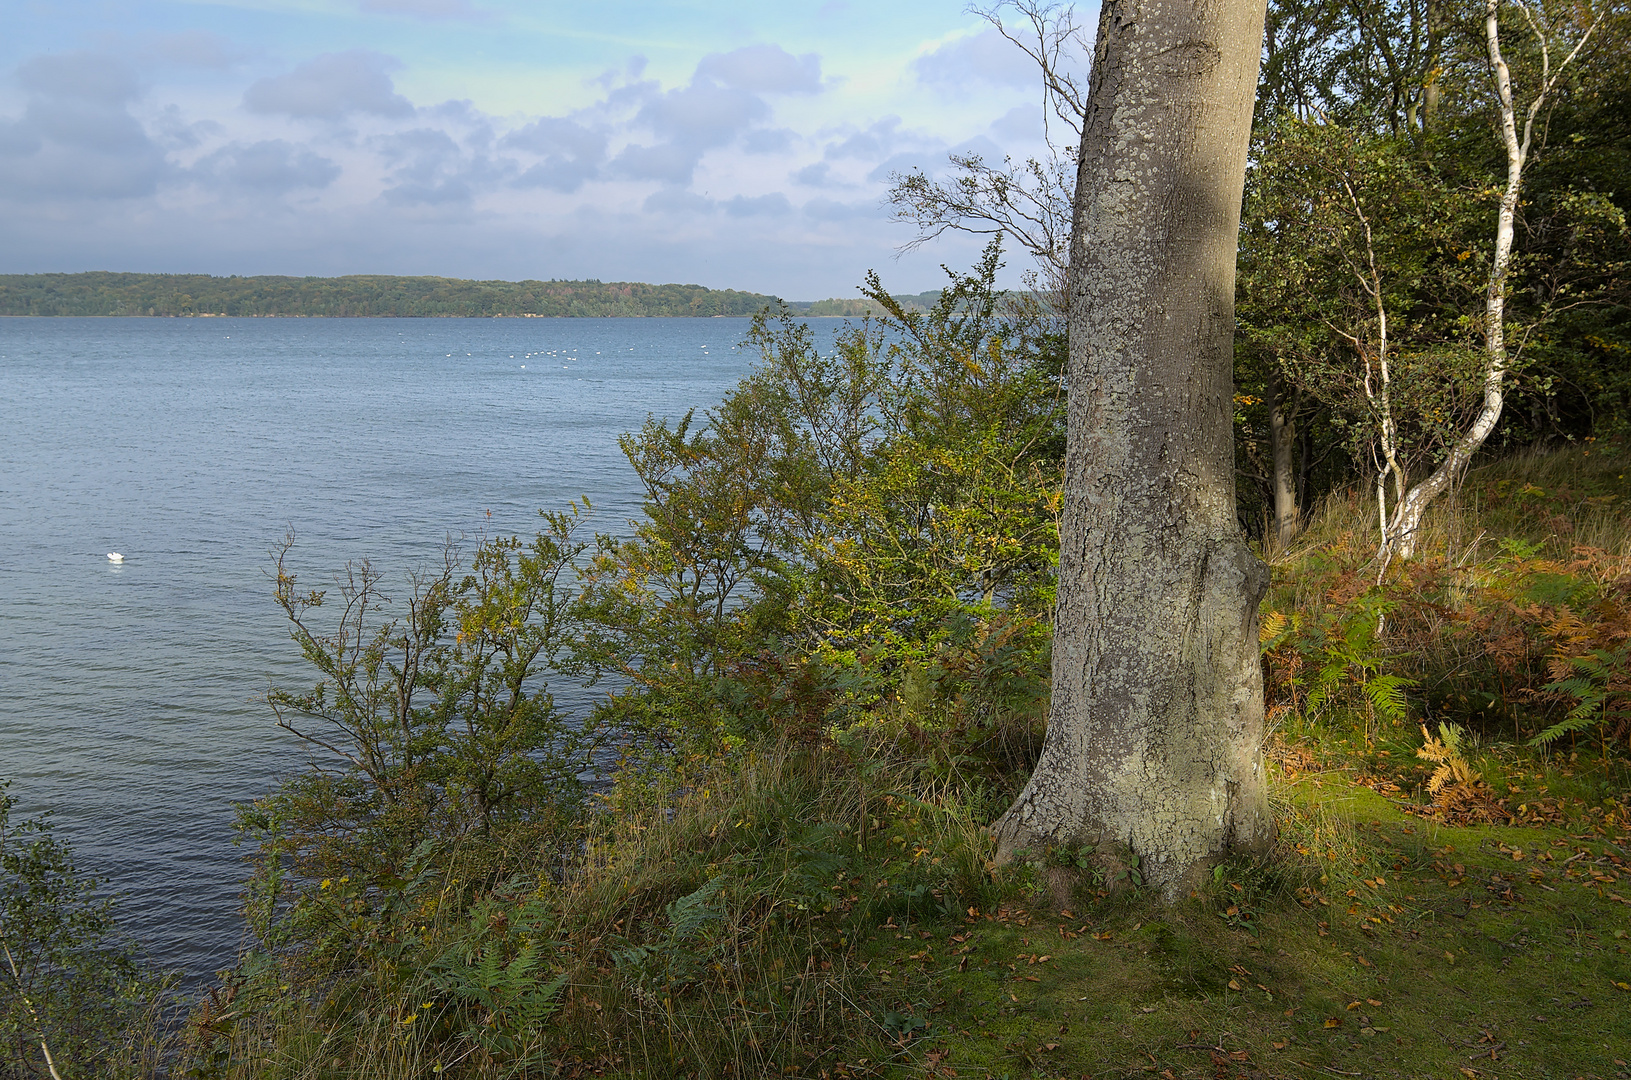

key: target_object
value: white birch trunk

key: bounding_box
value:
[1382,0,1596,560]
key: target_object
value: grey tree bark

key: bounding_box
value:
[992,0,1274,892]
[1269,370,1300,550]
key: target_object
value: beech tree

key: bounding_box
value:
[991,0,1276,889]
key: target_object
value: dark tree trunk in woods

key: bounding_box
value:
[1270,370,1299,549]
[992,0,1274,892]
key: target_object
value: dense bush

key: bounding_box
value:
[0,786,170,1080]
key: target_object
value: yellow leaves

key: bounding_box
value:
[1419,721,1479,795]
[1260,609,1288,645]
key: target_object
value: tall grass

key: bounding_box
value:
[193,736,1024,1079]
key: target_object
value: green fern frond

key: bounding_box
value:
[666,876,726,942]
[1530,710,1602,749]
[1363,674,1413,722]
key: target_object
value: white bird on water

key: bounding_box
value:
[107,552,124,563]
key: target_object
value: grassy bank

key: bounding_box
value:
[165,442,1630,1080]
[193,742,1631,1080]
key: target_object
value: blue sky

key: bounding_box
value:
[0,0,1077,298]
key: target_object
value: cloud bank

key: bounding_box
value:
[0,16,1059,297]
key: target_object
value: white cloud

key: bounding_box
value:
[18,52,142,104]
[989,103,1043,143]
[0,12,1042,297]
[505,117,605,192]
[725,192,791,217]
[696,45,821,94]
[194,139,340,191]
[792,161,838,187]
[913,28,1037,89]
[0,53,167,200]
[243,51,414,120]
[642,187,713,216]
[612,141,701,185]
[803,196,882,222]
[823,117,907,161]
[742,127,794,154]
[377,126,502,205]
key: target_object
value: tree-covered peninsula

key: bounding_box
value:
[0,272,783,318]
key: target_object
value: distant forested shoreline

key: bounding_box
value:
[0,272,946,318]
[0,272,792,318]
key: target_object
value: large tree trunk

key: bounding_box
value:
[993,0,1274,893]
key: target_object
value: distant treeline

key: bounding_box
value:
[0,273,785,318]
[788,291,943,317]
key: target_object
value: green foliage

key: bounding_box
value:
[1263,444,1631,759]
[425,895,570,1074]
[1234,0,1631,535]
[1532,642,1631,750]
[266,507,593,844]
[1239,117,1493,485]
[574,241,1062,769]
[239,511,598,995]
[1,784,171,1079]
[1262,584,1416,745]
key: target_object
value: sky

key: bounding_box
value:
[0,0,1085,298]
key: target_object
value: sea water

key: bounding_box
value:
[0,315,839,980]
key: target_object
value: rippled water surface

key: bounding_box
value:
[0,315,819,980]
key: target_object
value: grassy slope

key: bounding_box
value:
[860,776,1630,1080]
[204,445,1630,1080]
[841,443,1631,1080]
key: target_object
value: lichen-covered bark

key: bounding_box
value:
[992,0,1273,892]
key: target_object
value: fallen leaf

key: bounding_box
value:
[1366,998,1382,1006]
[1324,1017,1342,1029]
[1228,979,1242,991]
[1346,1001,1362,1010]
[1271,1040,1287,1050]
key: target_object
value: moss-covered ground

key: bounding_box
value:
[837,760,1630,1080]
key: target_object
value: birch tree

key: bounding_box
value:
[1381,0,1601,560]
